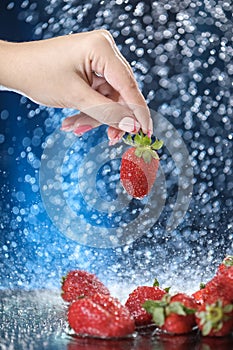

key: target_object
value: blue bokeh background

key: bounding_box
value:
[0,0,232,292]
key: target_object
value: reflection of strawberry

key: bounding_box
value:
[195,299,233,337]
[200,335,233,350]
[120,132,163,199]
[158,333,198,350]
[68,293,135,338]
[125,280,168,326]
[61,270,110,302]
[67,337,135,350]
[143,293,197,334]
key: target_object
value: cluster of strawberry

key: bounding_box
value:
[61,270,135,338]
[61,256,233,339]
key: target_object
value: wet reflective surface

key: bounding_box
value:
[0,0,232,292]
[1,291,233,350]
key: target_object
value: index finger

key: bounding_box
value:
[92,31,153,135]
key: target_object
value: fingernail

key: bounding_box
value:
[73,125,93,135]
[118,117,141,133]
[60,125,74,131]
[61,119,74,131]
[60,121,74,131]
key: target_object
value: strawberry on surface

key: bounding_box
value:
[192,278,223,305]
[195,299,233,337]
[68,293,135,338]
[192,283,206,305]
[143,293,197,334]
[215,256,233,302]
[194,256,233,305]
[125,280,168,326]
[61,270,110,302]
[120,132,163,199]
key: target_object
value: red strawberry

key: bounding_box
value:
[192,283,206,305]
[215,256,233,302]
[61,270,110,302]
[125,280,168,326]
[201,277,224,304]
[194,256,233,305]
[143,293,197,334]
[195,299,233,337]
[120,132,163,199]
[68,293,135,338]
[192,280,222,305]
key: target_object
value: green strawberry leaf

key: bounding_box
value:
[223,255,233,267]
[223,304,233,313]
[200,282,206,289]
[153,278,160,287]
[167,302,187,316]
[202,320,213,336]
[167,302,196,316]
[123,134,134,146]
[134,133,142,145]
[151,150,159,160]
[141,135,151,146]
[142,150,152,163]
[134,148,143,158]
[152,307,165,327]
[142,300,166,326]
[151,139,164,150]
[143,299,168,311]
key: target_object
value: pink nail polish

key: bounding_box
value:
[60,124,74,131]
[73,125,93,135]
[61,118,75,131]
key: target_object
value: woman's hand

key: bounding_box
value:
[0,30,152,143]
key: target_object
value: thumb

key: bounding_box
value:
[72,79,141,133]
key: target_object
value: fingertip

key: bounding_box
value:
[107,127,125,146]
[148,118,154,137]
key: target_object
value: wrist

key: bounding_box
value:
[0,40,31,95]
[0,40,18,90]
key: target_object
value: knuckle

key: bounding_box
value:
[92,29,114,46]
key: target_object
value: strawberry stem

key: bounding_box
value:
[122,131,163,163]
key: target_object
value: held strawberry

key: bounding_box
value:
[125,279,168,326]
[61,270,110,302]
[120,132,163,199]
[68,293,135,338]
